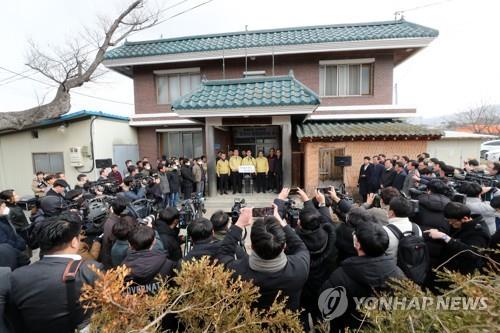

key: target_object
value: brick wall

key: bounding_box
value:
[132,50,395,114]
[137,127,158,160]
[302,140,428,195]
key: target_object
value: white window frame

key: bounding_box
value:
[155,67,201,105]
[319,58,375,97]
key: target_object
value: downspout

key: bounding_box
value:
[76,116,97,174]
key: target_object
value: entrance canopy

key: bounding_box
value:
[171,72,320,117]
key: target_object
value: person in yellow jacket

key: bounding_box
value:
[255,150,269,193]
[229,149,243,194]
[216,152,230,195]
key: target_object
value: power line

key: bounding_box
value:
[394,0,456,19]
[0,0,198,87]
[0,0,216,106]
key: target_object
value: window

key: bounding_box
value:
[319,60,373,97]
[32,152,64,174]
[155,70,201,104]
[161,130,203,158]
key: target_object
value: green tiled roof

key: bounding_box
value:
[297,121,443,141]
[105,20,438,60]
[172,74,320,110]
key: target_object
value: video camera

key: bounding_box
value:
[85,179,121,196]
[231,198,246,223]
[179,193,205,228]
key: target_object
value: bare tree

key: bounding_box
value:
[0,0,159,132]
[447,103,500,134]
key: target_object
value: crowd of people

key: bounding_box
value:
[0,151,499,332]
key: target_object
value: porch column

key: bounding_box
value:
[273,116,292,187]
[205,117,222,197]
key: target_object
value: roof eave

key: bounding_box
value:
[174,105,318,118]
[103,37,436,73]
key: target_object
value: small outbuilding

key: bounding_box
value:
[427,130,497,167]
[297,120,443,193]
[0,110,138,196]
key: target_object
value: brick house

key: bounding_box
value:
[103,19,441,196]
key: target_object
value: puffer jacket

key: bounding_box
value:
[415,193,451,232]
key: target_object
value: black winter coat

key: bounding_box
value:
[0,216,25,251]
[296,222,337,318]
[439,215,491,275]
[335,223,357,264]
[415,193,451,232]
[370,163,385,191]
[6,205,29,232]
[415,193,451,268]
[167,170,180,193]
[122,250,176,292]
[392,170,407,191]
[218,224,310,311]
[154,221,183,261]
[380,168,396,188]
[322,255,405,332]
[358,164,374,196]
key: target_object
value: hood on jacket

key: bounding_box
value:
[418,193,450,212]
[123,250,169,283]
[341,255,405,288]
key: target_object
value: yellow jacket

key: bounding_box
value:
[255,157,269,174]
[216,159,230,176]
[241,156,256,167]
[229,156,242,172]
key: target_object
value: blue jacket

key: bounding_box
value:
[0,216,26,251]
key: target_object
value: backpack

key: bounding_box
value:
[386,223,429,285]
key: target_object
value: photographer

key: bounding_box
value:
[414,179,451,233]
[122,225,176,292]
[74,174,89,190]
[31,172,47,198]
[460,181,498,235]
[0,199,26,252]
[218,204,310,311]
[118,176,146,201]
[293,189,337,330]
[46,180,66,199]
[181,218,222,262]
[425,202,490,275]
[210,211,246,259]
[100,197,128,269]
[0,190,29,234]
[154,207,183,261]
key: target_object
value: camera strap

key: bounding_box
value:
[62,259,83,330]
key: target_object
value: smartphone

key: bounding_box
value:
[252,207,274,217]
[316,187,331,194]
[289,187,299,195]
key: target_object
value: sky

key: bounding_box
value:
[0,0,499,119]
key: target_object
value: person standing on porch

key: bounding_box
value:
[255,151,269,193]
[229,149,243,194]
[267,148,277,192]
[192,158,203,195]
[216,152,231,195]
[241,150,256,193]
[275,149,283,193]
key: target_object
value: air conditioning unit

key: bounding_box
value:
[69,147,84,167]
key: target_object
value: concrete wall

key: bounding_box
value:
[0,118,137,196]
[302,140,428,195]
[132,51,395,114]
[427,139,483,167]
